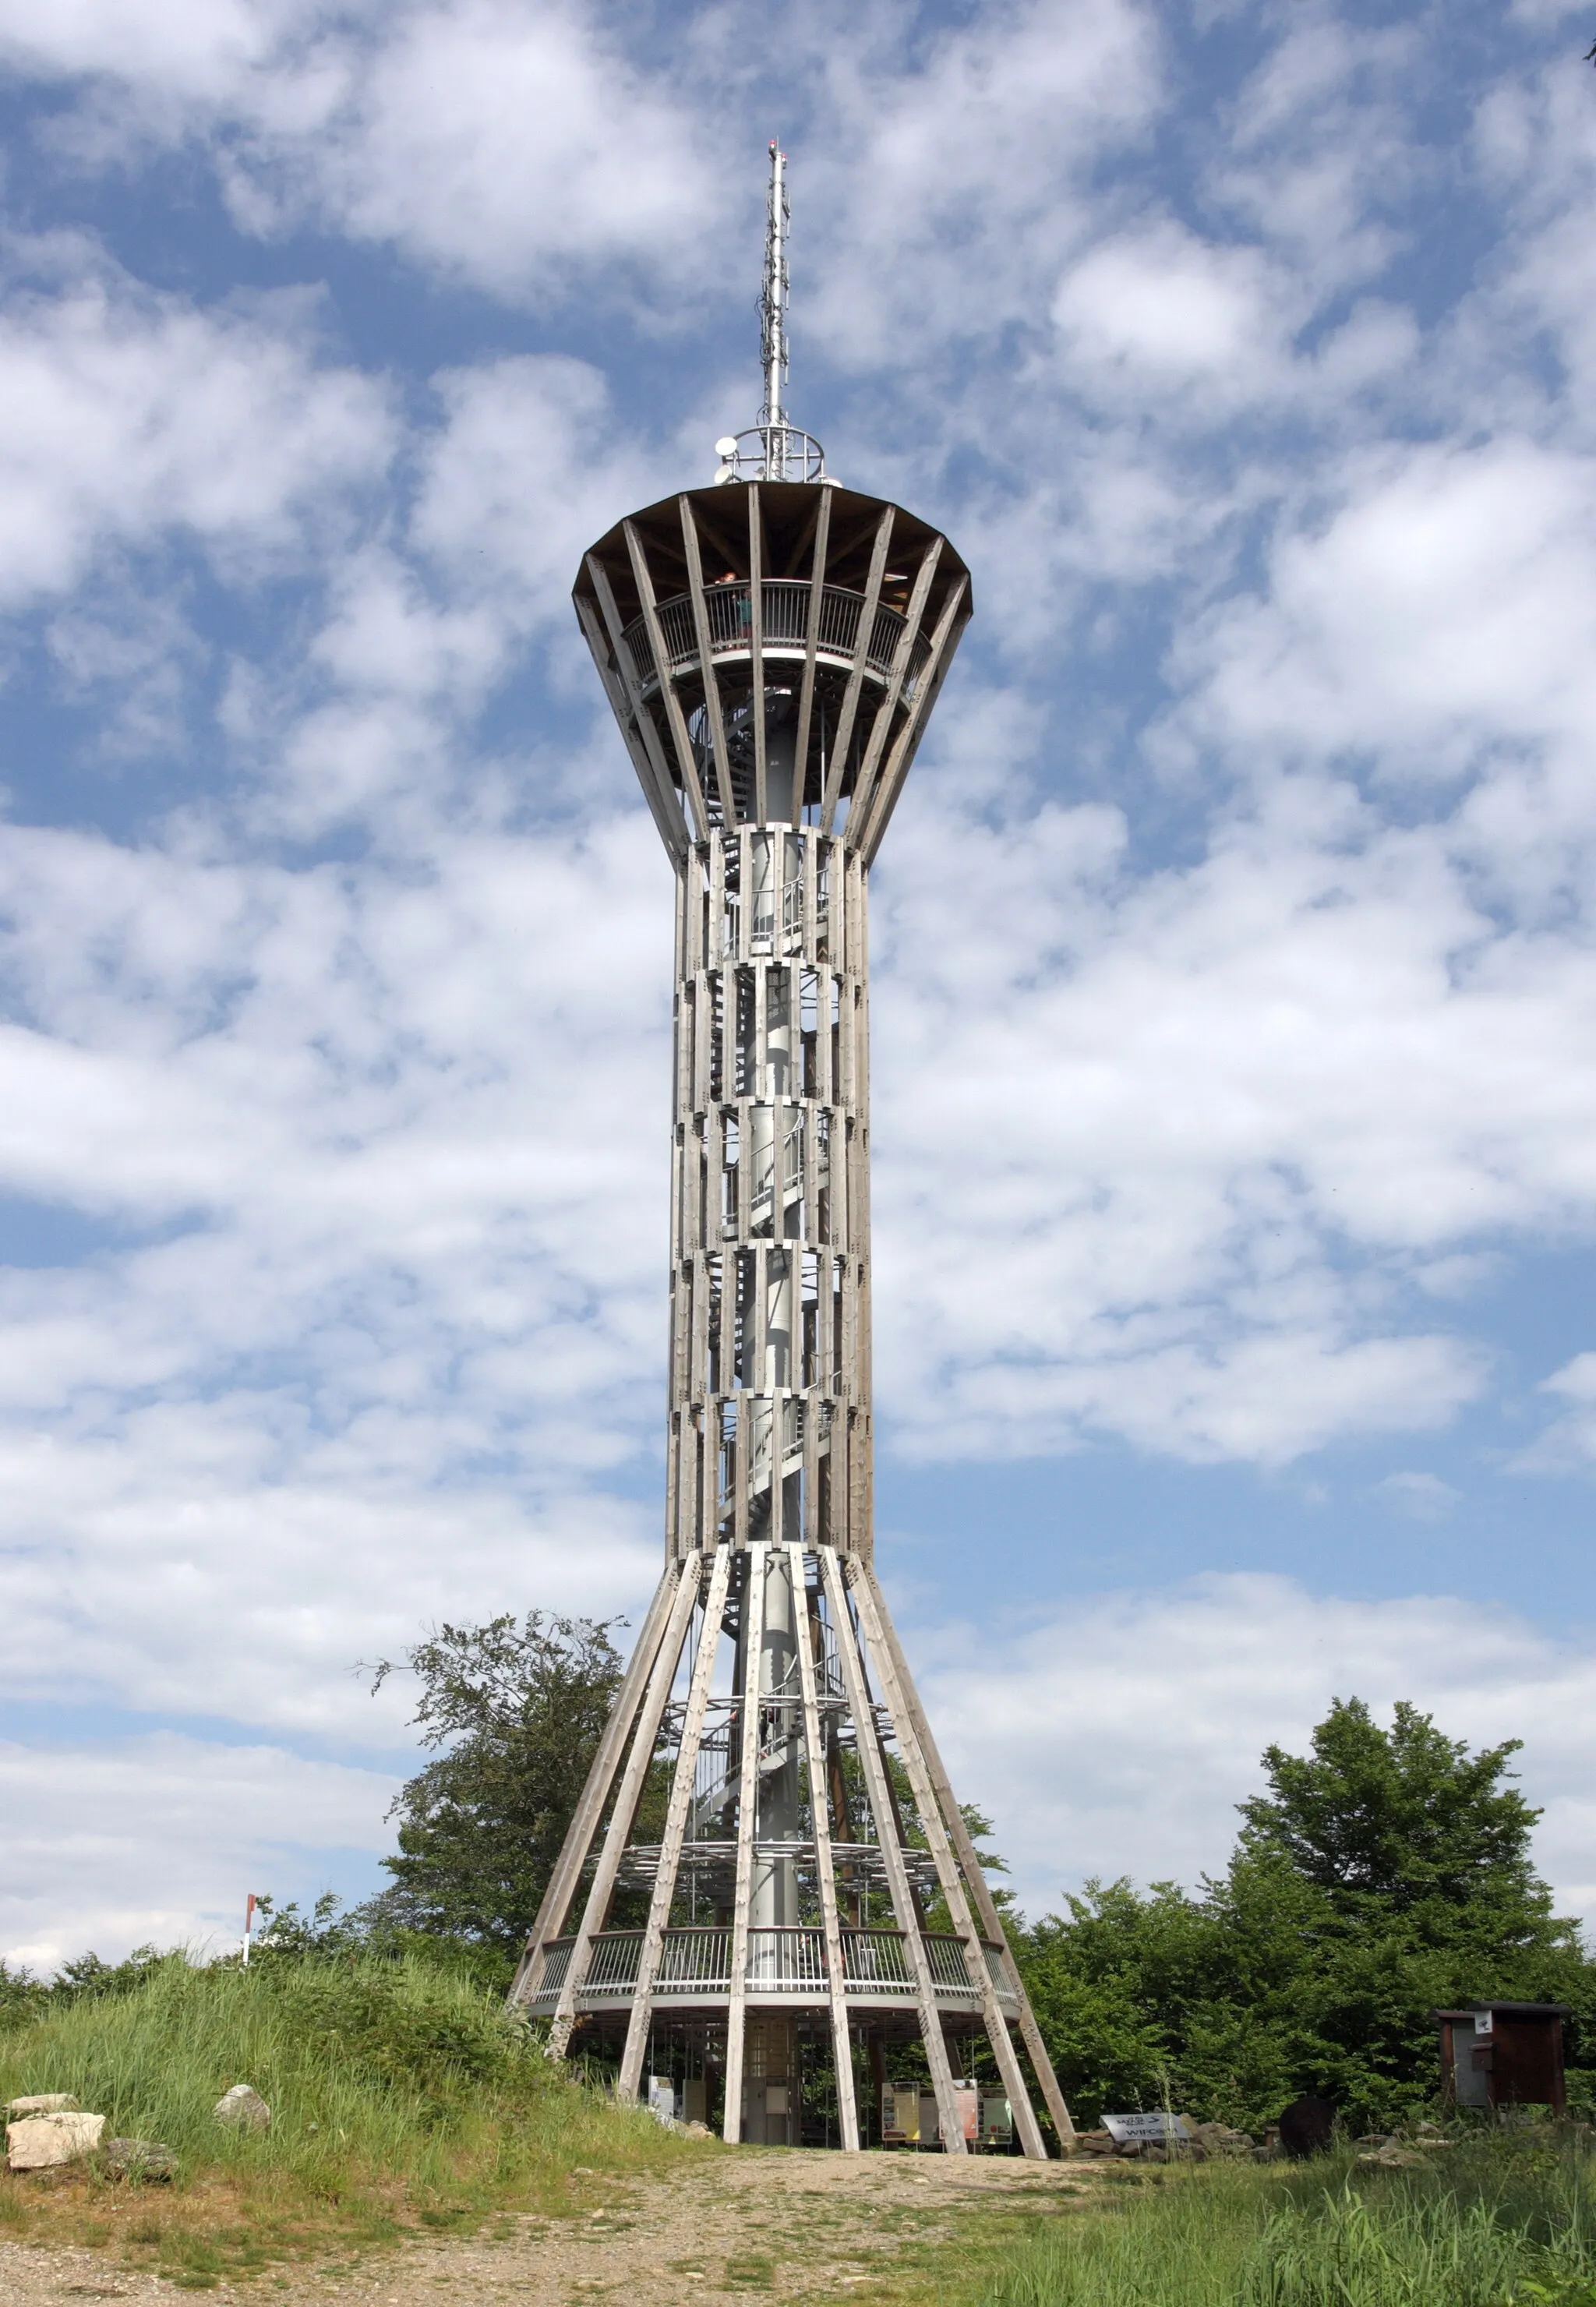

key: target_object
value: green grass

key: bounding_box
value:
[985,2136,1596,2307]
[0,1950,706,2284]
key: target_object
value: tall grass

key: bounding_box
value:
[0,1951,699,2285]
[987,2138,1596,2307]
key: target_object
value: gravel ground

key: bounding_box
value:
[0,2150,1096,2307]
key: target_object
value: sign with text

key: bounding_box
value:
[1103,2111,1192,2144]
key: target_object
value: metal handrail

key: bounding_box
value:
[526,1924,1012,2005]
[621,581,929,694]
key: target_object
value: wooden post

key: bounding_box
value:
[820,507,894,835]
[845,1563,1048,2157]
[789,1541,860,2150]
[546,1555,704,2058]
[508,1563,683,2006]
[858,1562,1077,2151]
[722,1543,770,2142]
[819,1546,966,2155]
[793,486,832,823]
[617,1545,734,2100]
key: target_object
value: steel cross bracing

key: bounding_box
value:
[510,173,1075,2162]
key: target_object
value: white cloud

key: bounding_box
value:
[0,1732,397,1973]
[1051,221,1297,409]
[1178,441,1596,785]
[0,259,390,604]
[1515,1351,1596,1471]
[913,1573,1596,1929]
[867,754,1596,1461]
[244,0,719,302]
[1374,1470,1462,1522]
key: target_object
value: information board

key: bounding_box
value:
[1102,2111,1191,2144]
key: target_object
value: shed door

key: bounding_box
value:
[1452,2022,1491,2108]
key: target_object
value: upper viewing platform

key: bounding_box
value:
[572,481,973,864]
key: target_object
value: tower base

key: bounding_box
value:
[509,1546,1074,2157]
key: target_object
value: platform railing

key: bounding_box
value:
[621,581,929,695]
[524,1927,1016,2008]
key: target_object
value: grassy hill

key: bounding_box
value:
[0,1948,701,2288]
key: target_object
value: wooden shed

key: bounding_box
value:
[1437,2003,1569,2114]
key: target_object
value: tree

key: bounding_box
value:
[1238,1699,1552,1937]
[363,1612,625,1964]
[1012,1697,1596,2133]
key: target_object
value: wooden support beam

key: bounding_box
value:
[818,1547,965,2153]
[857,1561,1078,2153]
[749,486,768,824]
[844,1563,1048,2159]
[679,496,739,829]
[546,1555,704,2057]
[854,576,970,865]
[623,521,711,844]
[722,1543,770,2143]
[508,1563,683,2006]
[617,1544,734,2101]
[791,1542,860,2149]
[575,588,688,867]
[793,486,832,825]
[819,507,895,836]
[848,535,943,839]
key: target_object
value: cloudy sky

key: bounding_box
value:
[5,0,1596,1970]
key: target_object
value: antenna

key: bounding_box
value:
[713,143,828,487]
[760,140,789,442]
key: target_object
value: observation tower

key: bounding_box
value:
[510,147,1075,2158]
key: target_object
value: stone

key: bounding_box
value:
[7,2112,107,2169]
[101,2138,177,2181]
[7,2094,81,2114]
[213,2083,270,2131]
[1188,2121,1254,2160]
[1358,2144,1425,2168]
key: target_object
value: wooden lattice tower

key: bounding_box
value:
[509,146,1074,2158]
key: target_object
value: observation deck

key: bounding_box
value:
[620,579,934,703]
[574,482,971,860]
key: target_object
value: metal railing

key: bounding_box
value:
[621,582,929,694]
[524,1927,1016,2008]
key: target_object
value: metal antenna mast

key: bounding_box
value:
[714,142,826,486]
[760,141,789,445]
[514,148,1077,2165]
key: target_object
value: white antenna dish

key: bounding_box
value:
[715,436,739,458]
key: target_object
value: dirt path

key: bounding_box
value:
[0,2150,1100,2307]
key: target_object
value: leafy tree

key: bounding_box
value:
[1012,1698,1596,2133]
[363,1611,626,1963]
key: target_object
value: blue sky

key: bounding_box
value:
[5,0,1596,1968]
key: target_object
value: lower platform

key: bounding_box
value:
[525,1924,1020,2019]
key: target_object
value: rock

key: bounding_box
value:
[681,2121,712,2138]
[7,2112,107,2169]
[6,2094,80,2114]
[1358,2143,1425,2168]
[213,2083,270,2131]
[101,2138,177,2181]
[1188,2121,1255,2160]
